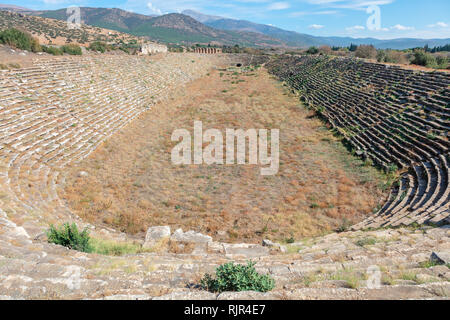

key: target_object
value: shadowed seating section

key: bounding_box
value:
[267,55,449,229]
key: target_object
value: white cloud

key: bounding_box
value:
[147,2,162,15]
[304,0,395,10]
[122,0,207,15]
[309,24,325,29]
[427,22,448,28]
[267,2,290,10]
[346,25,365,31]
[391,24,414,31]
[290,10,338,17]
[42,0,72,4]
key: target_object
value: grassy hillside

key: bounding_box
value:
[34,7,284,47]
[0,10,142,46]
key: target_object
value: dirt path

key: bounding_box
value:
[63,66,390,243]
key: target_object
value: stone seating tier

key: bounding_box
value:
[267,55,449,229]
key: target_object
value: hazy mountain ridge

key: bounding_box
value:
[181,9,222,23]
[183,9,450,49]
[204,18,323,47]
[0,5,448,49]
[0,3,32,12]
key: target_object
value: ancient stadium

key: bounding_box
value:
[0,7,449,301]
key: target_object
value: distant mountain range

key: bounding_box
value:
[0,5,448,49]
[181,10,450,50]
[181,10,223,24]
[0,4,32,12]
[30,7,284,47]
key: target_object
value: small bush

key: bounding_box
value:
[336,218,351,233]
[386,163,398,174]
[411,49,429,66]
[435,55,449,69]
[385,50,408,64]
[377,50,408,64]
[0,28,41,52]
[42,45,63,56]
[419,260,441,269]
[46,223,152,255]
[306,46,319,55]
[200,261,275,293]
[376,50,387,62]
[319,45,332,55]
[61,44,82,55]
[355,45,377,59]
[285,236,295,244]
[7,63,21,69]
[88,41,108,53]
[118,46,130,54]
[355,237,377,247]
[47,223,93,253]
[411,49,438,68]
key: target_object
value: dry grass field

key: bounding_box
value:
[63,66,392,243]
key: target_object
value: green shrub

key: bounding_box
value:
[386,163,398,174]
[411,50,426,66]
[419,260,441,268]
[336,218,351,233]
[118,46,130,54]
[47,223,93,253]
[306,46,319,55]
[115,41,140,55]
[7,63,21,69]
[61,44,82,55]
[376,50,387,62]
[435,55,449,69]
[355,45,377,59]
[88,41,108,53]
[355,237,377,247]
[377,50,408,64]
[46,223,150,255]
[0,28,41,52]
[42,45,63,56]
[411,49,437,68]
[386,50,408,64]
[200,261,275,293]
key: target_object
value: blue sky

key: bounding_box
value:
[9,0,450,39]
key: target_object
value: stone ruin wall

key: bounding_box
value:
[139,43,168,54]
[194,47,222,54]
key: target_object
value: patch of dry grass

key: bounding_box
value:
[63,66,389,243]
